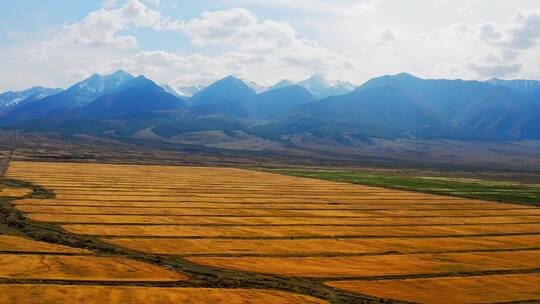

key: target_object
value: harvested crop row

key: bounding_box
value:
[0,284,328,304]
[0,187,32,197]
[60,223,540,237]
[105,234,540,256]
[15,200,529,210]
[27,214,540,225]
[17,205,540,217]
[0,254,186,281]
[187,249,540,277]
[0,253,187,281]
[326,273,540,304]
[18,197,494,206]
[18,197,474,204]
[0,235,89,254]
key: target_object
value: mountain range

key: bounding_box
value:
[1,70,540,148]
[0,87,62,113]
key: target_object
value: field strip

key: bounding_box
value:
[325,273,540,304]
[104,235,540,256]
[25,212,540,219]
[27,214,540,225]
[0,235,90,254]
[15,202,534,211]
[16,198,502,206]
[59,223,540,237]
[0,254,187,281]
[0,187,32,197]
[187,250,540,277]
[16,205,540,217]
[51,195,456,202]
[19,197,486,203]
[0,284,328,304]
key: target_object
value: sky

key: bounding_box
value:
[1,0,540,91]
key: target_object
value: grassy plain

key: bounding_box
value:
[269,169,540,206]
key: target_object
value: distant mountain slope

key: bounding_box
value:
[357,73,540,139]
[257,87,455,139]
[243,85,316,119]
[81,76,186,118]
[3,71,540,142]
[189,76,255,116]
[160,84,182,97]
[0,87,62,109]
[176,85,204,97]
[269,75,355,99]
[486,78,540,99]
[6,70,134,121]
[190,76,256,106]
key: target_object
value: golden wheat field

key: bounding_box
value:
[0,285,327,304]
[3,160,540,303]
[0,187,32,197]
[326,273,540,304]
[105,234,540,255]
[0,235,89,253]
[0,254,187,281]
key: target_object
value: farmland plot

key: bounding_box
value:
[5,161,540,303]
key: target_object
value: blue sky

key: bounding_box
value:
[1,0,540,91]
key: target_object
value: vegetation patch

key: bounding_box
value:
[267,169,540,206]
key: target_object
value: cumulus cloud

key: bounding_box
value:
[466,11,540,78]
[378,27,396,46]
[216,0,380,15]
[101,0,117,9]
[181,8,261,46]
[416,34,429,44]
[479,23,502,43]
[478,11,540,50]
[141,8,354,85]
[36,0,179,53]
[468,62,522,78]
[468,52,522,78]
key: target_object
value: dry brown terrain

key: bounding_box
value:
[3,160,540,303]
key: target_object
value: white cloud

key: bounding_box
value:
[378,27,396,46]
[181,8,260,46]
[468,52,522,78]
[36,0,178,53]
[468,61,522,78]
[465,11,540,78]
[477,11,540,51]
[6,1,540,92]
[101,0,118,9]
[217,0,380,15]
[144,8,354,85]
